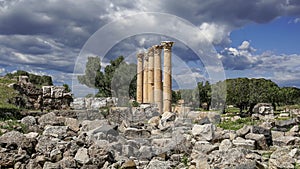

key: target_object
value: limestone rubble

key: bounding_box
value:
[1,105,300,168]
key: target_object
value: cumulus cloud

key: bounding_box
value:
[219,41,261,70]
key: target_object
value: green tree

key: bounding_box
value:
[78,56,137,102]
[111,62,137,104]
[63,84,71,92]
[278,87,300,105]
[172,90,181,104]
[197,81,211,110]
[225,78,252,113]
[248,78,279,112]
[78,57,102,89]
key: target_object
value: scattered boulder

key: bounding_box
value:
[42,125,68,138]
[253,103,274,115]
[219,139,233,151]
[0,131,35,150]
[21,116,36,126]
[236,125,251,137]
[74,147,89,164]
[232,137,255,150]
[269,147,295,169]
[273,136,297,146]
[38,112,64,127]
[192,124,215,141]
[64,117,80,132]
[1,103,300,169]
[245,133,268,150]
[275,118,298,131]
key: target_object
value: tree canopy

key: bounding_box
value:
[78,56,137,102]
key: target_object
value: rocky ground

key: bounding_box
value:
[1,105,300,169]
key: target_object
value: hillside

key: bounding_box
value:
[0,77,19,113]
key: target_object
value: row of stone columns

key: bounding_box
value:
[136,41,174,113]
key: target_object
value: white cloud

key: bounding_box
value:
[294,18,300,23]
[219,41,260,70]
[199,22,231,45]
[0,68,5,74]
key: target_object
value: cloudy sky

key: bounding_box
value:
[0,0,300,96]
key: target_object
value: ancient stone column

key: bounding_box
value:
[147,47,154,103]
[153,45,163,114]
[143,53,149,103]
[136,53,144,103]
[161,41,174,113]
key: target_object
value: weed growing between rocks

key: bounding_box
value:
[217,117,258,130]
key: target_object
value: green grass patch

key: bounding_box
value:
[0,77,19,115]
[225,107,240,114]
[261,151,272,159]
[0,119,28,136]
[295,163,300,169]
[278,104,300,110]
[217,117,256,131]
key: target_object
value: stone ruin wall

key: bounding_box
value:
[12,76,73,110]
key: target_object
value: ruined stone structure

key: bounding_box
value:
[12,76,73,110]
[136,41,174,113]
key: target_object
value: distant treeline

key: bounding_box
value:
[174,78,300,112]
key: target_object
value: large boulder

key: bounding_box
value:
[87,124,119,142]
[64,117,80,132]
[88,144,115,167]
[251,126,272,146]
[269,147,295,169]
[253,103,274,115]
[275,118,298,131]
[74,147,90,164]
[219,139,233,151]
[232,137,255,150]
[192,124,215,141]
[0,131,35,150]
[42,125,68,138]
[80,119,109,132]
[273,136,297,146]
[38,112,65,127]
[207,147,254,168]
[21,116,36,126]
[245,133,268,150]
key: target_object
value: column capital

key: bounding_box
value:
[147,47,154,57]
[144,53,149,61]
[137,52,144,59]
[153,45,163,55]
[161,41,174,51]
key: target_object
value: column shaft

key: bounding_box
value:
[136,53,143,103]
[147,47,154,103]
[161,41,174,113]
[143,54,149,103]
[153,45,163,113]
